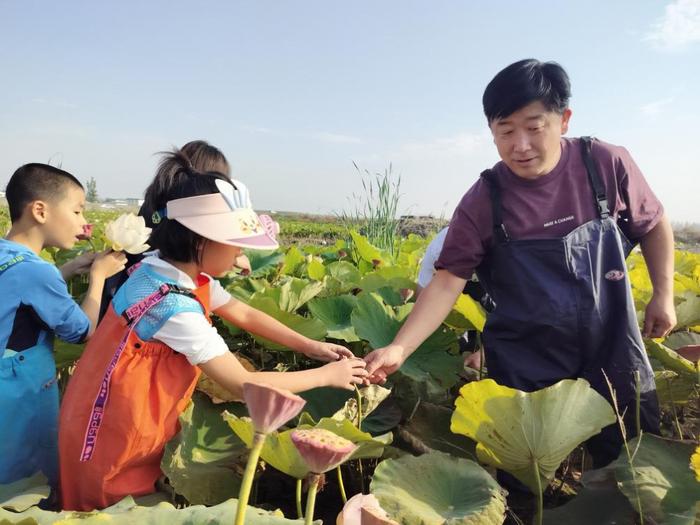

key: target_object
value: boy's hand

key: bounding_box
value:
[303,340,354,362]
[321,357,369,390]
[60,251,97,280]
[90,250,127,279]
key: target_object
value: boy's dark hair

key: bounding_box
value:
[482,59,571,123]
[148,150,230,263]
[5,163,84,222]
[141,140,230,229]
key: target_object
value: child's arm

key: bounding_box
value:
[214,298,354,361]
[199,351,368,398]
[60,251,97,281]
[80,250,127,336]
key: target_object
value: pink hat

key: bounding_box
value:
[166,179,279,250]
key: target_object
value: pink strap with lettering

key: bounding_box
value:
[79,284,173,462]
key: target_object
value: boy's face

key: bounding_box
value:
[41,185,88,249]
[490,100,572,180]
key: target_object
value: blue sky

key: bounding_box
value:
[1,0,698,222]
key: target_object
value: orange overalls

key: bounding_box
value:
[58,276,211,511]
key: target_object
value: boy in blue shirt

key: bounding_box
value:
[0,163,126,490]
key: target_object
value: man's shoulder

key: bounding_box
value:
[578,136,631,165]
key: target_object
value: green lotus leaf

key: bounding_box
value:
[281,245,305,276]
[646,339,697,377]
[326,261,362,290]
[370,450,506,525]
[252,277,325,313]
[655,370,698,406]
[299,387,354,421]
[400,402,477,460]
[452,294,486,332]
[451,378,616,494]
[373,286,404,307]
[350,230,391,267]
[0,495,313,524]
[161,393,248,505]
[359,273,415,293]
[611,434,700,525]
[352,292,461,393]
[664,331,700,351]
[676,292,700,330]
[54,340,85,369]
[542,483,635,525]
[0,473,49,512]
[246,249,285,278]
[224,413,310,479]
[307,295,359,342]
[306,258,326,281]
[247,296,326,350]
[309,417,392,461]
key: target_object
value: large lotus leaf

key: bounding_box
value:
[352,292,461,393]
[691,445,700,482]
[0,495,313,524]
[370,451,506,525]
[252,277,325,313]
[246,249,285,278]
[646,339,697,377]
[299,387,354,420]
[161,393,248,505]
[542,483,635,525]
[655,370,698,406]
[664,331,700,351]
[675,251,700,276]
[352,292,461,389]
[611,434,700,525]
[676,292,700,330]
[326,260,362,289]
[350,230,391,267]
[307,295,359,342]
[451,378,616,494]
[0,473,49,512]
[281,245,305,276]
[247,296,326,350]
[359,273,415,293]
[399,402,477,460]
[224,413,310,479]
[306,257,326,281]
[223,413,390,479]
[452,294,487,332]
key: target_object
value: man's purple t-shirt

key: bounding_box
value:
[435,137,664,280]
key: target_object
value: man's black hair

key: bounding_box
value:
[483,59,571,123]
[5,163,84,222]
[148,151,230,264]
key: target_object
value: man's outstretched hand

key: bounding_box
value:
[363,344,407,384]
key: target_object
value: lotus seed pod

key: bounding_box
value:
[336,493,396,525]
[291,428,357,474]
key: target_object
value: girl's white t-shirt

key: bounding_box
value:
[143,255,232,365]
[417,227,449,288]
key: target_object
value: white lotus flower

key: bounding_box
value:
[104,213,151,254]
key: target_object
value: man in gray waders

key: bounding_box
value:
[364,58,676,468]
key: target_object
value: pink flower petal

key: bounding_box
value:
[336,493,396,525]
[77,223,93,240]
[242,382,306,434]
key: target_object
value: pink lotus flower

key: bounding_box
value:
[291,428,357,474]
[336,493,397,525]
[78,223,93,240]
[242,382,306,434]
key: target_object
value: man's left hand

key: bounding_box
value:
[643,293,676,338]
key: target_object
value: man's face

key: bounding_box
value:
[43,185,88,249]
[490,100,572,180]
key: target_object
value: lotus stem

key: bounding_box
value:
[304,474,321,525]
[532,457,543,525]
[665,377,684,439]
[634,370,641,437]
[354,385,363,429]
[296,478,303,519]
[235,431,266,525]
[337,465,348,503]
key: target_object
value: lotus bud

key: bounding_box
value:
[104,213,151,254]
[77,223,94,240]
[336,493,397,525]
[291,428,357,474]
[338,250,348,259]
[399,288,414,303]
[243,382,306,434]
[371,259,381,268]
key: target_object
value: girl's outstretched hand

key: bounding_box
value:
[322,357,369,390]
[303,341,354,362]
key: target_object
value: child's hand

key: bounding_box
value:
[303,341,354,362]
[90,250,127,279]
[60,251,97,280]
[322,357,369,390]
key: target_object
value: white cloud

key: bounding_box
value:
[646,0,700,50]
[397,130,491,160]
[640,97,674,116]
[312,131,363,144]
